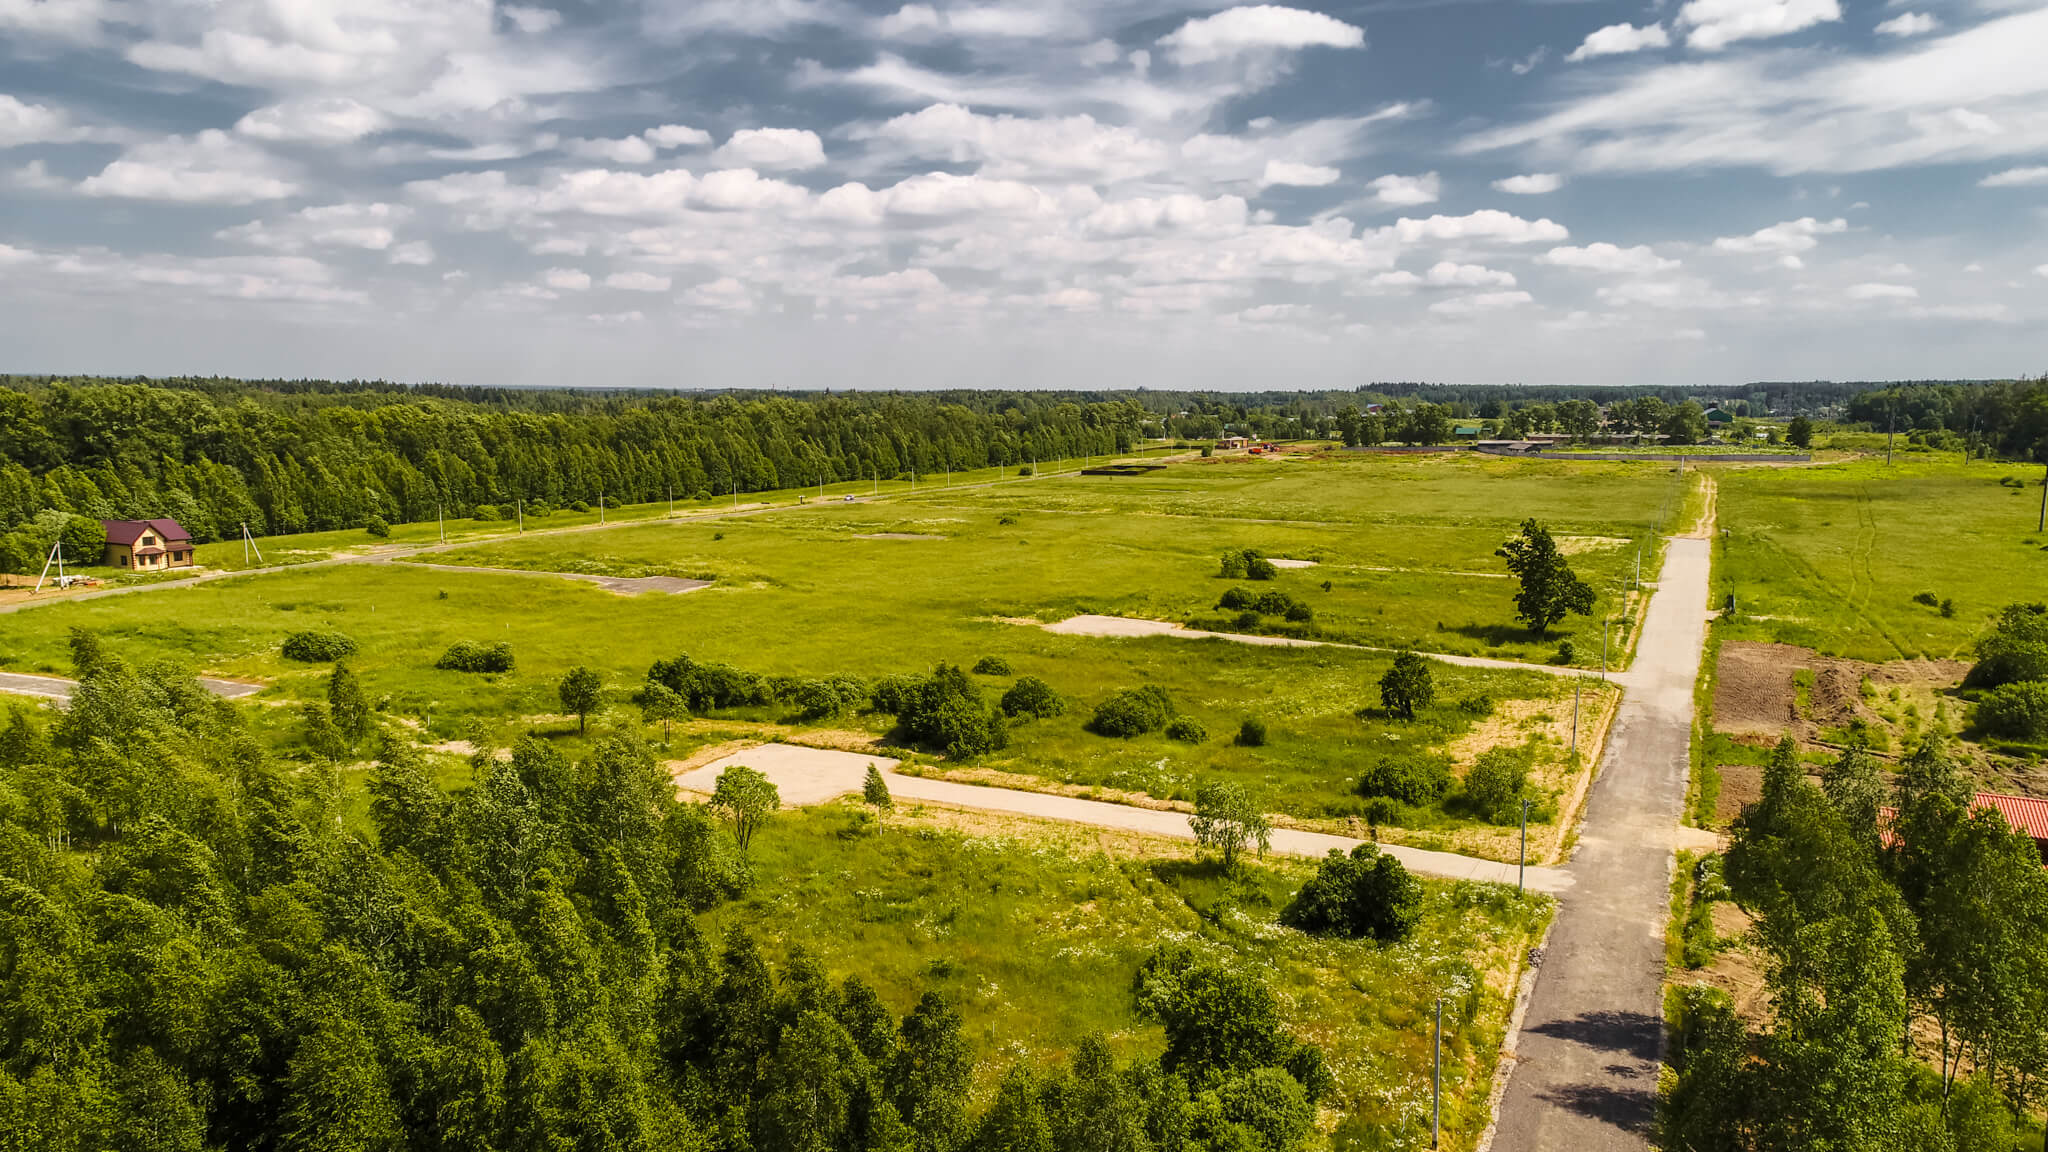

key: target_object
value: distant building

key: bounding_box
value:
[1705,408,1736,425]
[103,519,195,570]
[1217,436,1251,450]
[1884,792,2048,866]
[1452,424,1483,439]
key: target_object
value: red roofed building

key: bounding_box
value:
[1976,792,2048,864]
[102,519,195,571]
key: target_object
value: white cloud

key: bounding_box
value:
[0,94,90,147]
[645,124,712,149]
[864,104,1171,184]
[1493,173,1562,195]
[2035,264,2048,278]
[567,137,659,165]
[1566,23,1670,62]
[1081,193,1247,237]
[1425,261,1516,288]
[389,241,434,265]
[1981,166,2048,187]
[545,268,591,291]
[1429,290,1533,315]
[235,99,387,143]
[685,277,754,311]
[1678,0,1840,51]
[1874,12,1938,38]
[80,131,298,204]
[606,271,672,292]
[1540,243,1679,273]
[0,0,111,42]
[1158,5,1365,65]
[1713,216,1846,254]
[1368,172,1440,206]
[1846,282,1917,299]
[502,5,561,34]
[219,202,411,252]
[883,171,1062,219]
[1388,210,1568,244]
[712,128,826,171]
[1261,160,1340,187]
[1045,287,1101,310]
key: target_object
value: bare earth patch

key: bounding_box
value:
[1554,535,1632,555]
[1713,640,1969,747]
[1265,557,1318,568]
[852,533,946,540]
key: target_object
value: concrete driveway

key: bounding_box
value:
[1488,534,1711,1151]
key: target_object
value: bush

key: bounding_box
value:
[1552,639,1576,665]
[527,499,553,517]
[1218,586,1253,611]
[364,515,390,538]
[1217,548,1277,580]
[281,630,357,662]
[1090,686,1175,737]
[1977,681,2048,740]
[1236,717,1268,747]
[1940,598,1955,618]
[1280,844,1422,943]
[1912,591,1939,606]
[1378,650,1435,719]
[1456,693,1495,716]
[1462,746,1532,824]
[1165,716,1207,743]
[1245,555,1277,581]
[1356,753,1452,805]
[649,653,772,711]
[999,676,1065,719]
[971,655,1012,676]
[785,676,867,721]
[568,500,590,513]
[871,664,1008,757]
[471,504,500,522]
[1965,602,2048,688]
[435,640,515,673]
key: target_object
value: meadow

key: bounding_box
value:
[704,803,1552,1152]
[0,451,1673,849]
[1709,456,2048,662]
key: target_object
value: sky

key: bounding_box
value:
[1,0,2045,390]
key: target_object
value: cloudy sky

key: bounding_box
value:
[2,0,2045,390]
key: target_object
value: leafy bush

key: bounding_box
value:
[435,640,515,673]
[527,499,554,517]
[785,676,868,721]
[1280,844,1422,943]
[648,653,772,711]
[1246,555,1278,581]
[1965,602,2048,688]
[1090,686,1175,737]
[1378,650,1435,719]
[1356,753,1453,805]
[364,515,390,538]
[472,504,500,521]
[1236,717,1268,747]
[1462,746,1532,824]
[1912,591,1939,607]
[999,676,1065,719]
[1456,693,1495,716]
[1977,681,2048,740]
[1552,639,1576,665]
[872,664,1008,757]
[1166,716,1207,743]
[281,630,357,662]
[1218,586,1253,611]
[1217,587,1312,623]
[971,655,1012,676]
[1217,548,1277,580]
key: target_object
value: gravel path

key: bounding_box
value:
[672,742,1573,893]
[0,670,265,702]
[1487,532,1711,1151]
[1040,614,1606,680]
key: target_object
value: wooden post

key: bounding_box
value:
[1432,999,1442,1147]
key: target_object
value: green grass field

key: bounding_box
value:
[0,451,1676,842]
[709,804,1550,1152]
[1710,458,2048,661]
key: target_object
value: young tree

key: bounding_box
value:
[1189,780,1271,873]
[329,661,370,744]
[1377,650,1435,719]
[636,682,686,745]
[862,764,892,809]
[892,992,973,1152]
[1662,401,1710,445]
[1496,519,1596,636]
[67,627,106,677]
[1787,415,1815,448]
[710,764,779,851]
[557,665,603,733]
[1280,844,1422,943]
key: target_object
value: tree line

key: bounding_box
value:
[0,633,1384,1152]
[1846,377,2048,461]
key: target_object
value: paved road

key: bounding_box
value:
[674,743,1573,893]
[0,670,265,702]
[1489,534,1711,1150]
[1042,614,1609,680]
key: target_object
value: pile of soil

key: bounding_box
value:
[1713,641,1969,746]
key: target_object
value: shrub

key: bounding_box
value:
[1165,716,1207,743]
[527,499,553,517]
[871,664,1008,757]
[1463,746,1532,824]
[1965,602,2048,688]
[971,655,1012,676]
[1236,717,1268,747]
[1378,650,1435,719]
[649,653,772,711]
[364,515,390,538]
[568,500,590,513]
[1456,693,1495,716]
[471,504,500,522]
[999,676,1064,719]
[1280,844,1422,943]
[1912,591,1939,607]
[1356,753,1452,805]
[1245,555,1278,581]
[786,677,867,721]
[1552,639,1576,665]
[1218,586,1253,611]
[281,630,357,662]
[1977,681,2048,740]
[1090,686,1175,737]
[997,515,1017,525]
[435,640,515,673]
[1219,550,1249,579]
[1940,599,1956,618]
[1283,601,1314,623]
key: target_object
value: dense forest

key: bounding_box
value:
[0,636,1338,1152]
[0,376,2041,563]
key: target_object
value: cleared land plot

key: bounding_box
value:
[398,560,711,595]
[707,804,1552,1150]
[1711,457,2048,661]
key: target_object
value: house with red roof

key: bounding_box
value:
[102,519,195,571]
[1883,791,2048,866]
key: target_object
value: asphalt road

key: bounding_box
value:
[1489,534,1712,1150]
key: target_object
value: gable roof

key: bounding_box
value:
[1978,792,2048,841]
[102,518,191,546]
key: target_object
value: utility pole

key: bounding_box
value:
[243,521,252,565]
[1519,799,1529,893]
[1572,682,1581,761]
[1886,393,1895,467]
[437,504,445,543]
[517,498,524,533]
[2039,458,2047,533]
[1602,618,1609,677]
[667,484,673,516]
[242,522,264,564]
[600,493,606,524]
[1432,999,1442,1148]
